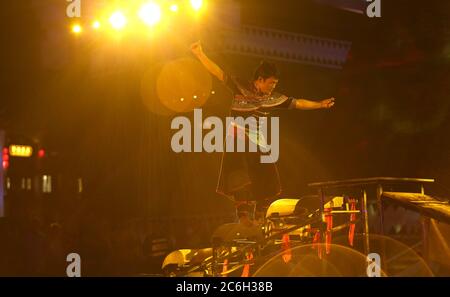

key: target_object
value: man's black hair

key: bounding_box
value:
[253,60,279,80]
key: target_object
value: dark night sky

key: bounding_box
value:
[1,0,450,220]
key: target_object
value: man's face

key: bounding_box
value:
[255,76,279,95]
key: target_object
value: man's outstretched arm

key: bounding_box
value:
[191,41,225,82]
[294,97,335,110]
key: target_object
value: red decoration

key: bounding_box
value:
[241,251,253,277]
[281,233,292,263]
[38,149,45,158]
[349,199,357,246]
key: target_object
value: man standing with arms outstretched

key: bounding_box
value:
[191,41,335,225]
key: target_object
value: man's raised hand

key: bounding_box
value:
[320,97,335,109]
[190,41,203,57]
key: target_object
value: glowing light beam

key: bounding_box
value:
[109,11,127,30]
[72,24,82,34]
[92,20,101,29]
[190,0,203,11]
[139,3,161,26]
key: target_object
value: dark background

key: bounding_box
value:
[0,0,449,275]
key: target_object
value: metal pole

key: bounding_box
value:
[376,183,387,273]
[318,188,325,214]
[318,187,325,233]
[362,189,370,257]
[376,184,384,235]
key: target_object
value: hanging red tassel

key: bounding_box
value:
[241,251,253,277]
[348,199,356,246]
[312,230,323,259]
[325,208,333,255]
[281,233,292,263]
[222,258,229,276]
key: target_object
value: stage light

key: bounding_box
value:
[109,11,127,30]
[92,20,101,29]
[138,2,161,26]
[72,24,82,34]
[170,4,178,12]
[190,0,203,11]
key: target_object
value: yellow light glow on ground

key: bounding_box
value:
[190,0,203,11]
[170,4,178,12]
[138,3,161,26]
[109,11,127,30]
[72,24,82,34]
[92,20,101,29]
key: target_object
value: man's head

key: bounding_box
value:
[253,61,279,95]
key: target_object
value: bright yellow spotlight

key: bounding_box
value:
[139,3,161,26]
[92,21,101,29]
[170,4,178,12]
[190,0,203,11]
[109,11,127,30]
[72,24,82,34]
